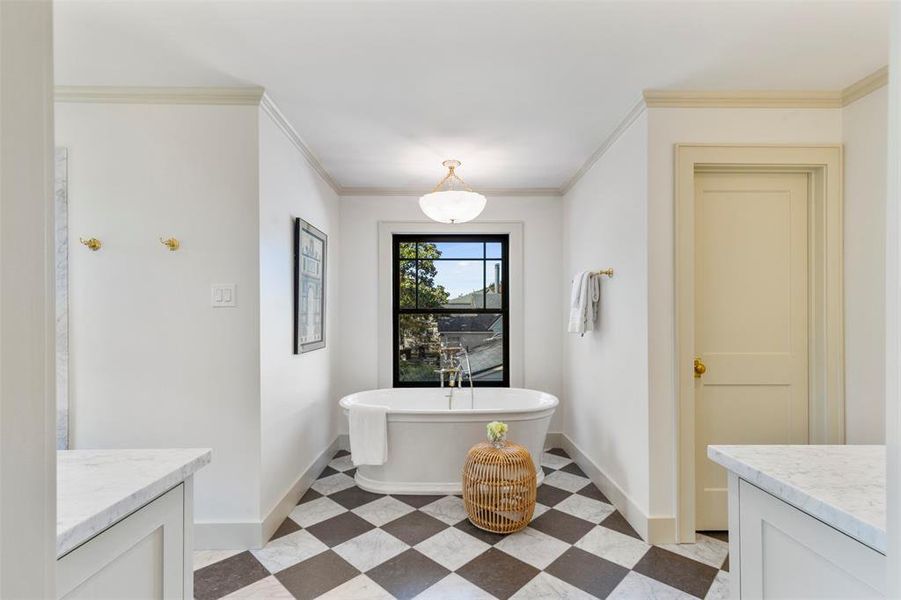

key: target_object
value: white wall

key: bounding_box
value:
[57,102,264,529]
[645,107,845,520]
[0,1,57,595]
[843,88,888,444]
[562,112,650,525]
[258,111,340,519]
[336,194,564,431]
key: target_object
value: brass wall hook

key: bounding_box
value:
[79,237,101,251]
[160,237,180,251]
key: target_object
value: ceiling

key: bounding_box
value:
[54,1,890,192]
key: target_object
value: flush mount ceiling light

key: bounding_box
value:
[419,160,487,224]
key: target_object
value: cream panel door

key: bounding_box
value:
[694,172,809,531]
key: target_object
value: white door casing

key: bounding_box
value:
[693,171,810,531]
[675,145,843,543]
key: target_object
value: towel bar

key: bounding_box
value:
[592,268,614,277]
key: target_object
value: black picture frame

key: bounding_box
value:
[293,217,327,354]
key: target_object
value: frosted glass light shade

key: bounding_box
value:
[419,190,487,224]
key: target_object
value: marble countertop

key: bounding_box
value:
[58,448,211,557]
[708,445,884,553]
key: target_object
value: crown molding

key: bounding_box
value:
[54,85,265,105]
[841,66,888,106]
[560,98,647,195]
[339,186,562,197]
[643,89,843,109]
[259,93,341,194]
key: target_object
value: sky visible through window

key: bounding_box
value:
[431,242,502,298]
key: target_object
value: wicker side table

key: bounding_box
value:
[462,441,537,534]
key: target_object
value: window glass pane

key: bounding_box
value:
[398,260,416,308]
[425,260,484,308]
[437,314,504,382]
[486,242,502,259]
[485,260,503,309]
[398,314,440,383]
[398,242,417,259]
[429,241,484,259]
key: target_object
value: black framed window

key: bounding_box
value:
[393,234,509,387]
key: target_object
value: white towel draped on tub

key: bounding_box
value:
[349,404,389,466]
[568,271,601,336]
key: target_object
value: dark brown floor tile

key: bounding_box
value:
[632,546,719,598]
[194,551,270,600]
[391,494,445,508]
[269,516,301,541]
[457,548,540,599]
[722,555,729,572]
[542,466,555,476]
[536,483,572,507]
[317,465,339,479]
[297,488,322,505]
[703,530,729,543]
[306,511,374,547]
[334,449,351,458]
[366,549,450,599]
[529,508,594,544]
[600,510,642,540]
[577,482,610,503]
[329,486,385,509]
[454,517,508,545]
[560,462,587,477]
[547,448,570,458]
[275,550,358,600]
[546,547,629,598]
[346,467,357,478]
[381,510,449,546]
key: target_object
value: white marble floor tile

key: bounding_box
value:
[328,454,355,472]
[193,549,241,571]
[531,502,551,520]
[658,533,730,569]
[249,529,328,573]
[542,470,591,493]
[574,525,651,569]
[541,453,573,470]
[221,576,294,599]
[705,570,730,600]
[288,496,346,527]
[415,573,499,600]
[608,571,696,600]
[554,494,615,523]
[333,528,409,572]
[311,472,356,496]
[352,495,415,526]
[420,495,469,525]
[509,572,595,600]
[414,527,491,571]
[494,527,570,570]
[317,574,395,600]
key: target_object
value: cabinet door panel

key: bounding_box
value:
[58,485,184,599]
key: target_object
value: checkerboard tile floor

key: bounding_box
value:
[194,449,730,600]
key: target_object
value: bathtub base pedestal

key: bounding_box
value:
[354,468,546,495]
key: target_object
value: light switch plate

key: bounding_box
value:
[211,284,236,308]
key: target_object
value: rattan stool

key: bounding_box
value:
[462,441,537,534]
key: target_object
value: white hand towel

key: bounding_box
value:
[349,404,389,466]
[568,271,601,336]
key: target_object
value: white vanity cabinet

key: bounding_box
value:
[727,474,885,599]
[56,449,210,600]
[709,445,886,600]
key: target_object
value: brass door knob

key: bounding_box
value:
[694,357,707,378]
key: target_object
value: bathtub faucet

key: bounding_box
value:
[436,343,475,409]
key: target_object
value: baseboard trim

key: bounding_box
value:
[557,433,676,545]
[194,436,342,550]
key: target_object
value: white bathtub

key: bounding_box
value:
[339,388,558,494]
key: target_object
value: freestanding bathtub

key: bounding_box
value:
[339,387,558,494]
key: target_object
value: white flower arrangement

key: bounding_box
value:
[486,421,509,444]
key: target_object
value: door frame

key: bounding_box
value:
[675,144,844,543]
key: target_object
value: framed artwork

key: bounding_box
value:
[294,218,327,353]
